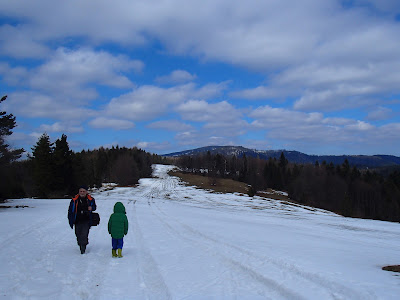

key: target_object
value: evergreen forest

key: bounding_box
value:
[1,132,166,200]
[174,151,400,222]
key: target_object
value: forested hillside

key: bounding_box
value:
[165,145,400,168]
[172,151,400,222]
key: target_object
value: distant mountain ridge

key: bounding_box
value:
[163,146,400,168]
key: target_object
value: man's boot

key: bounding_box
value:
[80,245,86,254]
[112,249,117,257]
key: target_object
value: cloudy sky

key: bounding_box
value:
[1,0,400,156]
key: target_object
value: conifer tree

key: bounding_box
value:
[239,154,248,182]
[31,133,54,198]
[53,134,73,194]
[0,95,24,165]
[279,152,288,169]
[72,151,89,191]
[0,95,24,201]
[111,153,139,186]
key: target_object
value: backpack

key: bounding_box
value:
[91,212,100,226]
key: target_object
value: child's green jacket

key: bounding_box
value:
[108,202,128,239]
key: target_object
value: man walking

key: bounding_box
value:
[68,186,97,254]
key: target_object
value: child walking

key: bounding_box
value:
[108,202,128,258]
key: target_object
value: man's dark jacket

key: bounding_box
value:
[68,194,97,228]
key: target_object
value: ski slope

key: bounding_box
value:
[1,164,400,299]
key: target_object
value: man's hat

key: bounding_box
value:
[79,185,89,191]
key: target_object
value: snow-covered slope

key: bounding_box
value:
[1,164,400,299]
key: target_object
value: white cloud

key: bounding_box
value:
[89,117,134,130]
[293,85,376,111]
[177,100,241,122]
[233,60,400,112]
[30,48,142,97]
[191,81,231,99]
[345,120,375,131]
[105,85,189,121]
[230,86,297,100]
[1,1,399,111]
[0,25,50,58]
[0,1,149,48]
[0,1,333,68]
[0,47,144,104]
[378,123,400,139]
[248,105,377,145]
[247,106,400,155]
[366,106,393,121]
[235,60,400,111]
[155,70,197,84]
[322,117,354,126]
[1,0,399,69]
[176,100,248,138]
[147,120,193,132]
[0,63,29,86]
[39,122,83,133]
[104,82,229,121]
[4,91,95,120]
[174,130,239,148]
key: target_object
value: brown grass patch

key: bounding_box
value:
[382,265,400,273]
[257,189,290,201]
[170,171,249,194]
[169,170,290,201]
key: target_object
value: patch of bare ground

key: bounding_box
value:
[382,265,400,273]
[169,170,290,201]
[0,205,29,209]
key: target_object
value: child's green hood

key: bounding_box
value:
[113,202,126,214]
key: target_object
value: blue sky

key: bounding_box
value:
[1,0,400,156]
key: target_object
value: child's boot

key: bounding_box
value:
[117,248,123,258]
[112,249,117,257]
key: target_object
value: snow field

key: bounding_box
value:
[1,164,400,299]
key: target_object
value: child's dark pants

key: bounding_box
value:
[112,238,124,250]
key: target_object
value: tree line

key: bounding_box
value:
[1,132,166,200]
[174,151,400,222]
